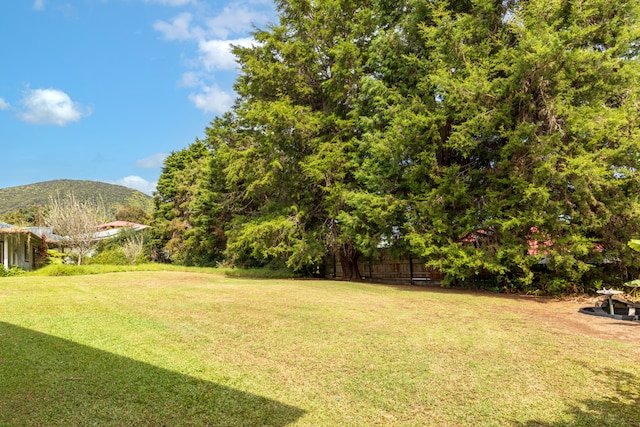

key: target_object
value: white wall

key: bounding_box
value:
[1,233,38,271]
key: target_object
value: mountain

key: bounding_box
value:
[0,180,154,217]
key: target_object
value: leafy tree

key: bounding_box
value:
[0,205,46,226]
[114,203,150,225]
[203,0,398,277]
[359,0,640,290]
[152,141,225,265]
[158,0,640,291]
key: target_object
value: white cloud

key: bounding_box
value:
[179,71,202,88]
[136,153,169,169]
[154,3,269,41]
[33,0,45,11]
[19,88,91,126]
[115,176,157,195]
[197,37,254,71]
[0,98,10,110]
[188,84,234,114]
[204,5,268,39]
[151,1,274,113]
[153,12,200,40]
[184,38,255,112]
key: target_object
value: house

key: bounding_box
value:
[94,221,149,240]
[0,222,46,271]
[97,221,149,230]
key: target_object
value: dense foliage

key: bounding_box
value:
[89,228,152,266]
[152,141,226,265]
[153,0,640,292]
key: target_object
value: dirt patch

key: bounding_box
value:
[518,297,639,344]
[392,284,640,350]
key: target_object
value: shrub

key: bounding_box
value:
[0,266,25,277]
[86,248,128,265]
[31,264,85,276]
[91,229,151,265]
[45,249,66,265]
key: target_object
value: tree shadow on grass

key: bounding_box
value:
[516,366,640,427]
[0,322,305,426]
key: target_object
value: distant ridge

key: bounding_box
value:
[0,180,154,216]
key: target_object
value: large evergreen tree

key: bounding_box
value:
[153,141,225,265]
[359,0,640,289]
[156,0,640,291]
[202,0,390,277]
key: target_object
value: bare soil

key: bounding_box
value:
[395,284,640,353]
[508,294,640,348]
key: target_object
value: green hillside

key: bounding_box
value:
[0,180,154,218]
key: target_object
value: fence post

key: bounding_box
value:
[409,257,414,282]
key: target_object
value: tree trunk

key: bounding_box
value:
[339,242,361,280]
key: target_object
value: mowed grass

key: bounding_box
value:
[0,271,638,426]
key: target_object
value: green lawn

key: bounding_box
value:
[0,271,638,426]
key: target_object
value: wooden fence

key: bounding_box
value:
[325,252,443,285]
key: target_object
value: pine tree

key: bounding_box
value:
[158,0,640,290]
[361,0,640,289]
[152,141,225,265]
[205,0,384,277]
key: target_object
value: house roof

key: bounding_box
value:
[0,227,44,243]
[0,222,63,243]
[460,226,605,256]
[94,221,149,240]
[96,221,149,230]
[0,228,33,235]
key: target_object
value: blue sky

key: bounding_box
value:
[0,0,275,195]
